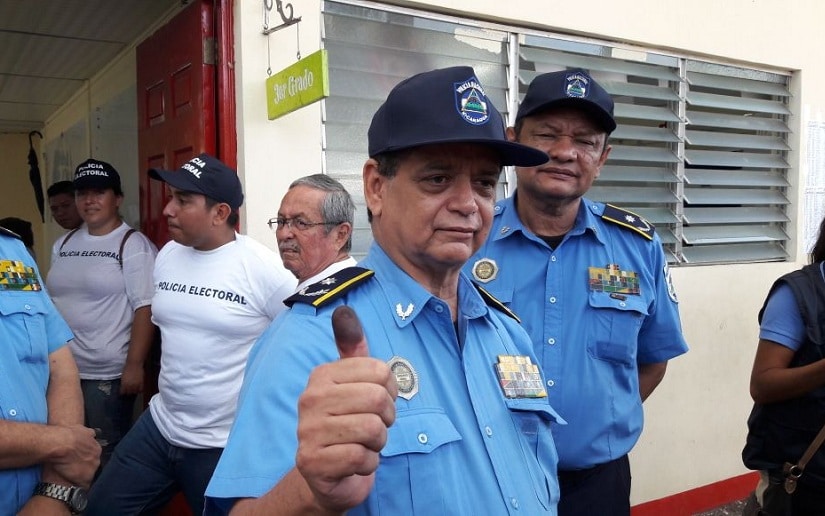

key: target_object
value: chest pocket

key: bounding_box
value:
[586,292,649,366]
[0,294,50,364]
[375,408,462,513]
[505,398,560,510]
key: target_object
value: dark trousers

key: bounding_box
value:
[86,411,223,516]
[558,454,631,516]
[760,470,825,516]
[81,378,136,473]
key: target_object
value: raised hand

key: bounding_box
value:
[294,306,398,512]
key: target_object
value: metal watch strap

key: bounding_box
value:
[33,482,75,512]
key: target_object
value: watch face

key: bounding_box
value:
[69,488,88,512]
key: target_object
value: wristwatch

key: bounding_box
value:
[33,482,88,514]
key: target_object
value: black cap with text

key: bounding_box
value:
[148,153,244,210]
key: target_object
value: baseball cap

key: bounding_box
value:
[148,153,244,210]
[516,69,616,133]
[368,66,548,167]
[74,158,122,192]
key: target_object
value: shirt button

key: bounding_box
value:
[9,409,17,417]
[485,426,493,437]
[549,297,557,303]
[24,304,31,310]
[434,305,444,313]
[547,338,555,345]
[417,433,428,444]
[551,256,557,262]
[620,301,626,307]
[547,379,555,387]
[511,497,519,509]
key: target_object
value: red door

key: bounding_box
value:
[135,2,234,513]
[137,0,216,250]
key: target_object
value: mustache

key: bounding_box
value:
[279,243,300,253]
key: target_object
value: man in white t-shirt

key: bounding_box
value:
[270,174,357,292]
[86,154,296,516]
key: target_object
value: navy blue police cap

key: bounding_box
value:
[149,153,244,210]
[368,66,548,167]
[516,68,616,133]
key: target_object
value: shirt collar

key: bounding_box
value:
[491,194,607,246]
[359,243,488,328]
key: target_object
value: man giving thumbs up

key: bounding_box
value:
[205,66,564,516]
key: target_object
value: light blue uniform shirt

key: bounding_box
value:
[466,196,688,470]
[0,233,73,514]
[205,243,563,515]
[758,262,825,352]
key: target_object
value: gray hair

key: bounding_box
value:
[289,174,355,252]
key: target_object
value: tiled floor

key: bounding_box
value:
[693,495,755,516]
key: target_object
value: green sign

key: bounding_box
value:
[266,49,330,120]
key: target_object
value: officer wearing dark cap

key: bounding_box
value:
[87,153,295,516]
[205,66,564,515]
[466,69,689,515]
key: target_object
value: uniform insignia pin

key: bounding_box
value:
[471,258,498,283]
[388,356,419,400]
[298,287,330,297]
[588,264,640,295]
[0,259,42,291]
[495,355,547,399]
[319,277,337,285]
[395,303,414,320]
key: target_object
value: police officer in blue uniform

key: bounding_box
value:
[0,227,100,515]
[204,66,565,515]
[466,69,689,516]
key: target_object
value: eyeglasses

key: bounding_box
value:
[267,217,340,232]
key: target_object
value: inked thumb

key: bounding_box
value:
[332,305,369,359]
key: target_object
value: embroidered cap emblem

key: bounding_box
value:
[472,258,498,283]
[565,72,590,99]
[455,76,490,126]
[388,356,419,400]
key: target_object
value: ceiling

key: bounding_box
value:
[0,0,180,133]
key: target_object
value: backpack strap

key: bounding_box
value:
[58,228,81,252]
[118,229,137,269]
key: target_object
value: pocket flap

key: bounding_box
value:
[382,408,462,457]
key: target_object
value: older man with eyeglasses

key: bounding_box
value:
[269,174,358,292]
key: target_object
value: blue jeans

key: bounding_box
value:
[86,411,223,516]
[81,378,136,472]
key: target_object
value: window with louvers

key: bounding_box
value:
[322,1,792,265]
[322,1,512,259]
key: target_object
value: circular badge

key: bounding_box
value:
[388,356,419,400]
[472,258,498,283]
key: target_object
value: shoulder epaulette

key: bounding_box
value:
[601,204,655,241]
[474,284,521,323]
[284,267,375,308]
[0,226,21,240]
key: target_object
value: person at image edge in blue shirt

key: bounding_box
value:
[203,66,565,515]
[0,227,100,515]
[466,69,689,516]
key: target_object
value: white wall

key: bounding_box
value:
[234,0,326,249]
